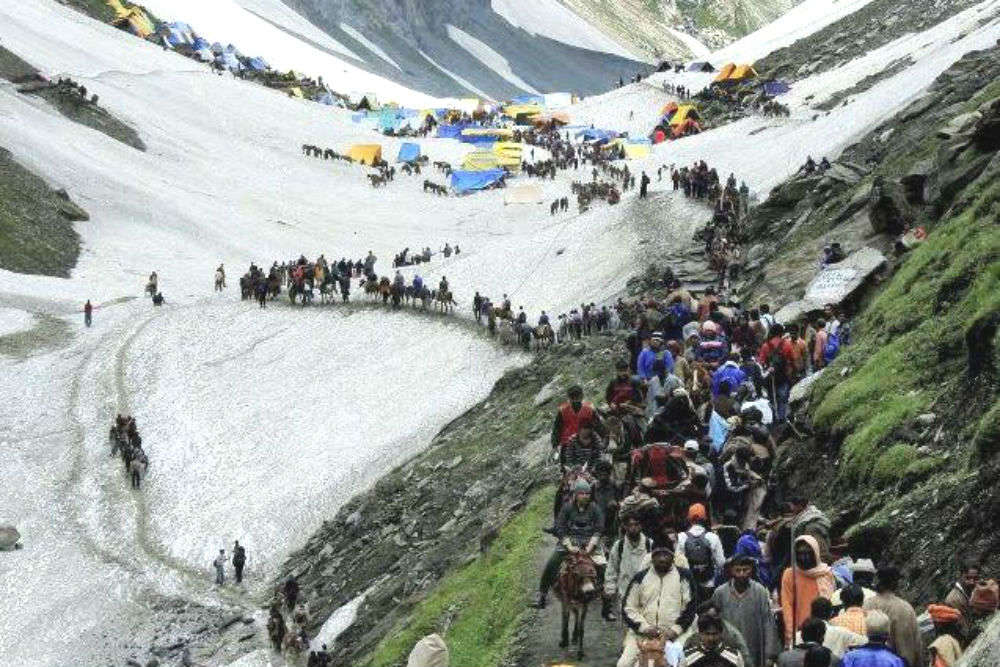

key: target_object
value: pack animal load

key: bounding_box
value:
[630,443,704,529]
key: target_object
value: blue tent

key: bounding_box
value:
[316,92,336,105]
[511,94,544,105]
[576,128,617,143]
[217,52,241,71]
[437,123,476,139]
[451,169,505,194]
[397,143,421,163]
[762,81,790,96]
[192,37,210,51]
[210,42,224,54]
[248,57,269,71]
[460,133,499,145]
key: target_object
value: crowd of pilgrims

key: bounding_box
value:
[517,279,997,667]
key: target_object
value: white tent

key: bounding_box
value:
[504,183,544,205]
[543,92,573,107]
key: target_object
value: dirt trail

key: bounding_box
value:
[519,537,626,667]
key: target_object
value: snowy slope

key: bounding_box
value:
[490,0,639,59]
[4,0,1000,664]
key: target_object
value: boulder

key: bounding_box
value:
[0,524,20,550]
[900,159,934,204]
[407,633,449,667]
[533,375,561,406]
[775,248,886,322]
[790,369,826,405]
[972,96,1000,151]
[936,111,980,140]
[868,177,912,234]
[824,163,863,185]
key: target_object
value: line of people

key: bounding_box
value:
[108,414,149,490]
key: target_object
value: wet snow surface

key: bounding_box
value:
[2,0,1000,664]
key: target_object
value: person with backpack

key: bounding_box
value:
[756,324,795,422]
[232,540,247,584]
[677,503,725,600]
[605,515,652,622]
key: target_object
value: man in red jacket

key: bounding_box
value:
[756,323,796,422]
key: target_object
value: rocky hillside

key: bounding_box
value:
[557,0,800,55]
[737,41,1000,602]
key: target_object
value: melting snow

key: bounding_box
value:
[0,307,34,336]
[339,22,402,71]
[490,0,638,59]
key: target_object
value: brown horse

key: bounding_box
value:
[533,324,553,350]
[554,551,598,659]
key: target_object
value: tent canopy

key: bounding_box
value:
[688,61,715,72]
[503,103,543,118]
[660,101,679,117]
[577,128,618,143]
[348,144,383,165]
[504,183,544,205]
[397,142,421,163]
[532,112,570,127]
[451,169,505,194]
[356,93,379,110]
[493,142,523,169]
[669,105,700,126]
[623,143,651,160]
[462,151,501,171]
[437,123,476,139]
[729,64,759,81]
[248,57,269,71]
[714,63,736,82]
[762,81,790,96]
[511,94,544,105]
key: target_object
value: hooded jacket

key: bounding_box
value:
[781,535,836,645]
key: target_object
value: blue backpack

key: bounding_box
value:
[824,332,841,363]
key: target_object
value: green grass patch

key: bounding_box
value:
[366,486,554,667]
[811,169,1000,482]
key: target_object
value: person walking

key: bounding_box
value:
[84,300,93,327]
[232,541,247,584]
[213,549,226,585]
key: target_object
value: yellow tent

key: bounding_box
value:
[502,104,543,118]
[493,142,523,170]
[107,1,154,37]
[728,64,759,81]
[288,87,304,98]
[669,105,700,126]
[347,144,383,165]
[462,151,501,171]
[714,63,736,82]
[623,143,651,160]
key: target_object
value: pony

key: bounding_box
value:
[533,324,553,350]
[554,551,598,659]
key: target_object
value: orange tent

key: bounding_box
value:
[729,64,759,81]
[714,63,736,82]
[660,101,679,116]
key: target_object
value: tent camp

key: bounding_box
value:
[729,64,758,82]
[247,57,269,71]
[669,105,700,126]
[347,144,383,165]
[576,128,618,144]
[504,183,543,205]
[437,124,474,139]
[462,151,501,171]
[714,63,736,82]
[217,51,241,72]
[397,143,421,163]
[687,61,715,72]
[451,169,505,194]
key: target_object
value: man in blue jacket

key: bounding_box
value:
[638,332,674,381]
[841,611,904,667]
[712,353,748,397]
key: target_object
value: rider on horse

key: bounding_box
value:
[532,479,603,610]
[551,386,606,461]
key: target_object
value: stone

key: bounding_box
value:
[443,455,463,470]
[0,524,21,550]
[776,248,886,322]
[789,369,825,405]
[345,510,361,527]
[900,159,934,204]
[916,413,937,425]
[533,375,562,406]
[972,96,1000,151]
[824,163,863,185]
[936,111,980,140]
[437,518,456,533]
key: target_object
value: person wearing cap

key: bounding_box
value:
[678,504,726,599]
[532,478,604,610]
[619,539,697,667]
[926,605,964,666]
[712,555,779,667]
[683,440,713,498]
[831,560,877,609]
[551,385,605,457]
[862,567,922,667]
[841,610,905,667]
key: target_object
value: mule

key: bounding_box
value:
[554,551,598,659]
